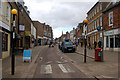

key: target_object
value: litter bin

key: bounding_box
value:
[95,48,102,61]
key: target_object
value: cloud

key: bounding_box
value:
[24,0,97,38]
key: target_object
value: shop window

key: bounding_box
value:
[106,36,109,48]
[2,33,8,51]
[115,35,120,48]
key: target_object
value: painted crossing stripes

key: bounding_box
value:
[40,65,52,74]
[40,64,75,74]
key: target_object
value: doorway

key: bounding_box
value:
[110,37,114,48]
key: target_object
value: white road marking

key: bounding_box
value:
[64,64,75,73]
[56,61,62,64]
[58,64,75,73]
[40,65,52,74]
[46,61,52,64]
[58,64,68,73]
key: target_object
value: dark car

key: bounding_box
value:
[61,41,75,53]
[58,42,62,50]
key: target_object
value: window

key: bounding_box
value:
[97,18,99,27]
[2,33,8,51]
[97,6,99,13]
[97,34,99,42]
[1,1,4,15]
[93,22,94,30]
[115,35,120,48]
[106,36,109,48]
[109,12,113,26]
[95,20,96,29]
[95,9,96,14]
[100,16,102,26]
[6,5,10,20]
[100,3,102,10]
[95,35,96,41]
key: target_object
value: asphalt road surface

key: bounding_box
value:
[33,45,89,79]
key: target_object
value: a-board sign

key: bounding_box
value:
[23,50,31,61]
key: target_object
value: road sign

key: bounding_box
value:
[23,50,32,62]
[97,26,101,31]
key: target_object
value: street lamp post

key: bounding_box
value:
[11,9,17,75]
[83,19,88,63]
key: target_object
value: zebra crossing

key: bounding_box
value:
[40,64,75,74]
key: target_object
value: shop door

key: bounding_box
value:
[110,38,114,48]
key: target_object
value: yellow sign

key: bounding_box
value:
[25,31,31,36]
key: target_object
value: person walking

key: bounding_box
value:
[88,42,91,49]
[94,41,97,49]
[98,41,102,48]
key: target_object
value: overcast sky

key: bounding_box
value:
[24,0,98,38]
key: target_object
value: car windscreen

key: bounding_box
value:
[64,42,73,45]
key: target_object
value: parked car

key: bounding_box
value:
[61,41,75,53]
[58,42,62,50]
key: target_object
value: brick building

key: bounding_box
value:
[77,23,84,47]
[16,2,32,49]
[87,2,104,48]
[33,21,53,46]
[103,2,120,51]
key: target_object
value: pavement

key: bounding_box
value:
[2,46,44,78]
[64,45,118,79]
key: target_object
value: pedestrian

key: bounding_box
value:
[98,41,102,48]
[88,42,91,49]
[94,41,97,49]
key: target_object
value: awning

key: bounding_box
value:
[43,36,48,39]
[38,36,43,39]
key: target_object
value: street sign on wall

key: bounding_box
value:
[19,24,25,31]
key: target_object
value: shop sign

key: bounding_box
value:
[19,24,24,31]
[23,50,31,61]
[25,31,31,36]
[104,28,120,36]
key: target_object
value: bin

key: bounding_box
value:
[95,48,102,61]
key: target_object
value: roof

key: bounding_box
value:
[87,2,99,14]
[103,2,120,13]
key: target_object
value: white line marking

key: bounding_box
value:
[58,64,75,73]
[40,65,52,74]
[56,61,62,64]
[58,64,68,73]
[64,64,75,73]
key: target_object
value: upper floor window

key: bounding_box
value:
[97,6,99,13]
[97,18,99,27]
[100,16,102,26]
[6,5,10,21]
[93,22,94,30]
[95,20,96,29]
[100,3,102,10]
[109,12,113,26]
[95,9,96,14]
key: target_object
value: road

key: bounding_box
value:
[33,45,88,78]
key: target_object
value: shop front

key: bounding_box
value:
[104,28,120,51]
[0,22,11,59]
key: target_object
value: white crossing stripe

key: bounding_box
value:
[58,64,75,73]
[40,65,52,74]
[58,64,68,73]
